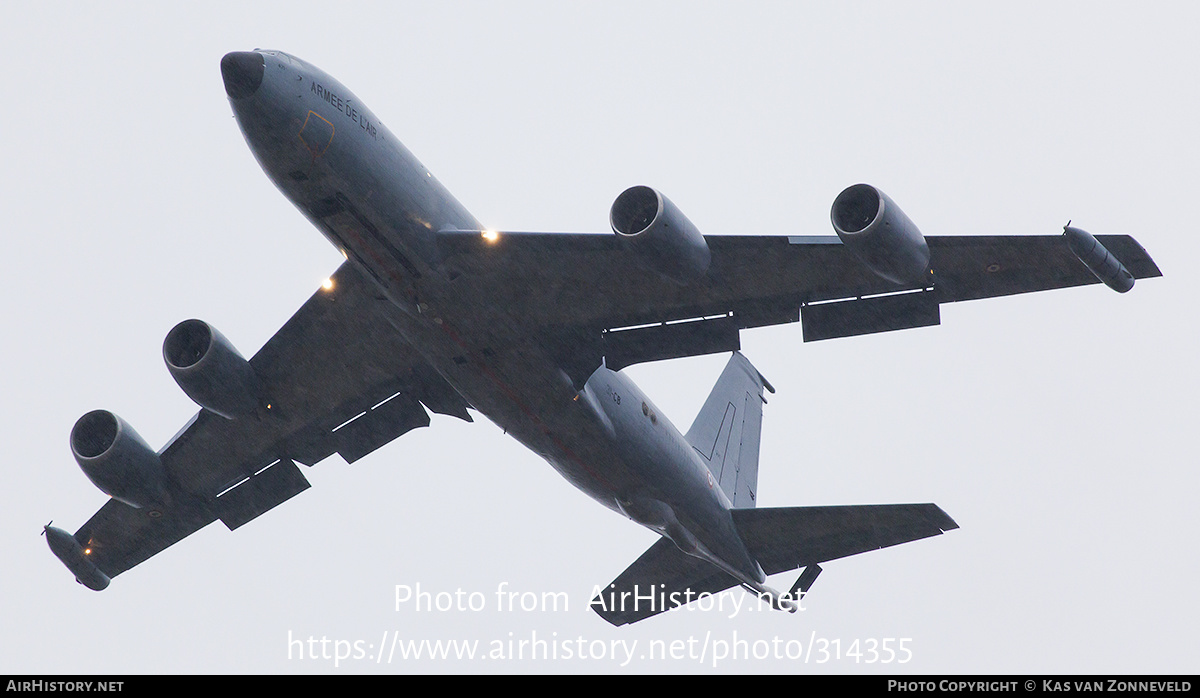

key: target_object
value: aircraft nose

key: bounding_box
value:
[221,51,264,99]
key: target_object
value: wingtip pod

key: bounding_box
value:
[1064,225,1135,293]
[44,525,110,591]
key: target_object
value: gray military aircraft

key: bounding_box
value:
[46,50,1161,625]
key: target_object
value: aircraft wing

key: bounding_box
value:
[436,230,1161,373]
[65,261,471,580]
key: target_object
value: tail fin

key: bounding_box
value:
[684,352,773,508]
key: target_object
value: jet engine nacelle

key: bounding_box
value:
[610,186,711,284]
[831,184,931,286]
[70,410,169,509]
[164,319,265,419]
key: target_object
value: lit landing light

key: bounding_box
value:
[322,277,335,291]
[481,229,500,244]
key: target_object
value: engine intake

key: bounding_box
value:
[831,184,931,286]
[164,319,265,419]
[611,186,711,284]
[70,410,168,509]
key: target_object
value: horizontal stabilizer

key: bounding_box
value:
[731,503,958,576]
[591,538,739,626]
[595,503,956,626]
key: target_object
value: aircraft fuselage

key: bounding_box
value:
[222,51,769,590]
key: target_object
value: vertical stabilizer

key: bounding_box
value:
[684,352,772,508]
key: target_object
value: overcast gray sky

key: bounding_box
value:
[3,2,1196,674]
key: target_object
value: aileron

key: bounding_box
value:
[928,234,1161,304]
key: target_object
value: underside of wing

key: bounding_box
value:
[436,227,1161,377]
[60,262,472,582]
[928,234,1161,303]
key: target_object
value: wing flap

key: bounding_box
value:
[213,458,310,531]
[604,315,741,371]
[801,290,940,342]
[332,393,430,464]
